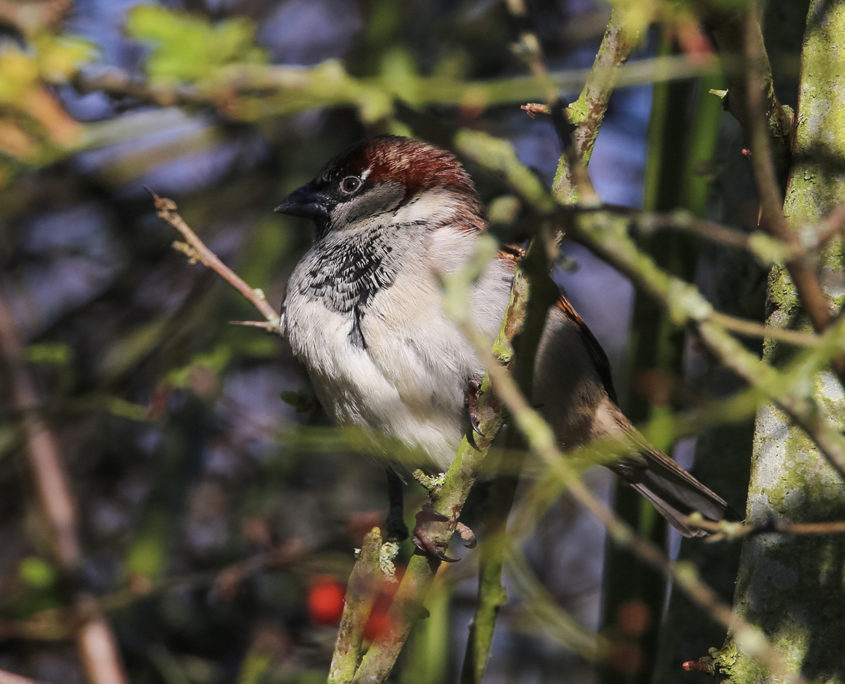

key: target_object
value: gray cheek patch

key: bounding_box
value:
[334,181,404,227]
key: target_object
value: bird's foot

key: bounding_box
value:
[466,379,484,440]
[455,521,477,548]
[411,503,476,562]
[412,503,456,562]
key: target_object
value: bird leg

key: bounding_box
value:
[384,468,409,542]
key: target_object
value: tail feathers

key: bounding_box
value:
[612,449,739,538]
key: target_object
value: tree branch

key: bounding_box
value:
[552,5,644,203]
[462,135,845,480]
[698,1,793,155]
[683,517,845,540]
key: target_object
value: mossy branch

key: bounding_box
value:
[328,528,385,683]
[352,243,537,683]
[74,54,715,129]
[455,4,645,666]
[552,5,644,204]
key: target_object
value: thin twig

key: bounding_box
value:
[572,209,845,478]
[462,133,845,482]
[504,0,556,103]
[148,189,282,331]
[585,203,843,261]
[683,516,845,541]
[709,311,821,347]
[75,56,718,125]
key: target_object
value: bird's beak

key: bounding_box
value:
[274,183,330,220]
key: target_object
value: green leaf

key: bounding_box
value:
[19,557,56,589]
[0,51,39,103]
[167,344,232,388]
[126,5,266,84]
[34,34,97,82]
[24,342,72,365]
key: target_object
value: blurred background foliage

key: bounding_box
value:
[0,0,796,682]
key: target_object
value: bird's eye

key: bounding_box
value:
[339,175,362,194]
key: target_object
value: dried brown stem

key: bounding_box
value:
[148,190,282,331]
[0,287,128,684]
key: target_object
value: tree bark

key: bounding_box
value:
[717,1,845,681]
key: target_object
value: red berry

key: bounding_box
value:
[307,576,345,625]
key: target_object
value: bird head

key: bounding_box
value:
[275,136,484,238]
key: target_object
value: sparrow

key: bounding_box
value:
[275,135,734,544]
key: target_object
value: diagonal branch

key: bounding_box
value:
[149,189,281,330]
[551,5,644,203]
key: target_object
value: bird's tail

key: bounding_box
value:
[611,447,738,537]
[600,404,739,538]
